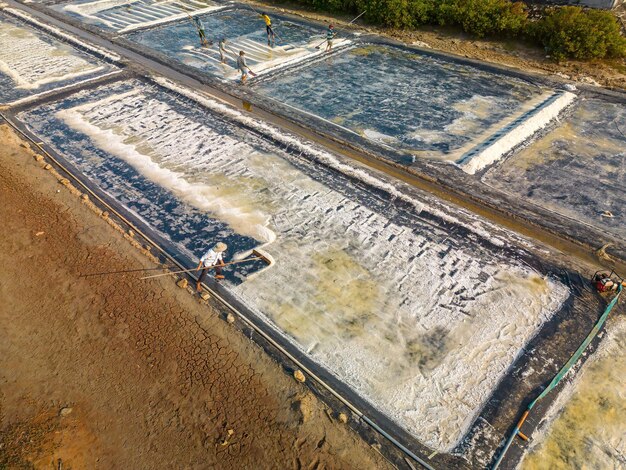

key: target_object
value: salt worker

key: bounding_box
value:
[237,50,255,83]
[196,242,227,291]
[219,38,227,63]
[260,12,275,45]
[192,16,209,47]
[325,24,335,52]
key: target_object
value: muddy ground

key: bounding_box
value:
[264,2,626,90]
[0,123,390,469]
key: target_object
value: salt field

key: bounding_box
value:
[125,8,348,79]
[17,78,571,452]
[55,0,223,32]
[521,318,626,469]
[13,2,570,170]
[254,44,559,164]
[3,2,625,465]
[0,12,116,104]
[483,98,626,240]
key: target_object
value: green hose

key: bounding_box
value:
[492,284,622,469]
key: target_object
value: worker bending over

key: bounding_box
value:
[196,242,227,291]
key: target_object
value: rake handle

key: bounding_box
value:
[141,257,261,280]
[316,10,366,48]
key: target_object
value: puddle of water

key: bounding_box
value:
[484,98,626,240]
[0,13,114,103]
[19,79,569,451]
[255,44,542,160]
[522,319,626,469]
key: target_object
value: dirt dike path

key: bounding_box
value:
[0,123,390,469]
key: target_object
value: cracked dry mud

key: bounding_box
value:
[0,124,390,469]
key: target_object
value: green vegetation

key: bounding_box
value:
[529,7,626,61]
[434,0,528,38]
[288,0,626,61]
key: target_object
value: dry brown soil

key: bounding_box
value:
[0,124,391,470]
[265,2,626,90]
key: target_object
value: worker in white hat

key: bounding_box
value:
[196,242,227,291]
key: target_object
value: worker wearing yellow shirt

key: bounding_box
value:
[260,12,275,45]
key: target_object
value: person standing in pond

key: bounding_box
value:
[237,50,255,84]
[219,38,228,63]
[196,242,227,291]
[260,12,275,45]
[325,24,335,52]
[192,16,209,47]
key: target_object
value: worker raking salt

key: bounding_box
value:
[237,50,256,84]
[325,24,335,52]
[219,38,228,63]
[196,242,227,291]
[260,12,275,45]
[192,15,209,47]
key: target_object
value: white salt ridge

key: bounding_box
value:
[117,5,226,33]
[60,0,225,32]
[0,21,106,89]
[65,0,134,15]
[56,97,277,244]
[4,8,122,62]
[362,128,398,144]
[52,80,569,450]
[153,76,514,247]
[461,92,577,174]
[180,35,351,81]
[4,69,122,106]
[247,38,352,80]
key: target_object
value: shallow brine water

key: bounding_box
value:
[255,44,542,160]
[0,13,116,104]
[125,8,325,77]
[19,79,569,452]
[483,98,626,240]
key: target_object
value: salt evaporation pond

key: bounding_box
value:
[0,12,116,104]
[125,8,330,78]
[254,44,548,162]
[54,0,221,32]
[521,318,626,469]
[19,79,570,452]
[483,98,626,240]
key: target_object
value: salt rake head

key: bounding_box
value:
[251,248,273,266]
[236,248,274,280]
